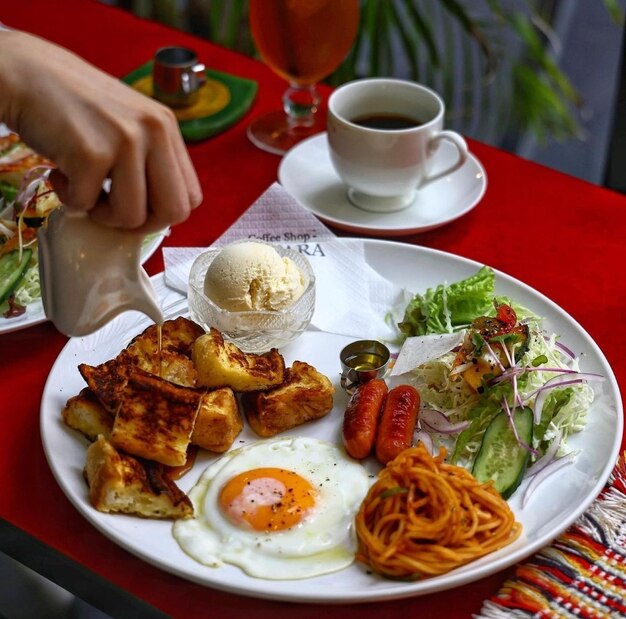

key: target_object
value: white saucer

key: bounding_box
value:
[278,133,487,237]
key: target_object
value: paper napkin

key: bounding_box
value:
[163,182,405,342]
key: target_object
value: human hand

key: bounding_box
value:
[0,30,202,234]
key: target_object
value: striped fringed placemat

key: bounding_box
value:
[476,452,626,619]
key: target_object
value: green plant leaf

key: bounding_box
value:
[441,0,496,74]
[388,6,420,80]
[401,0,440,68]
[602,0,625,24]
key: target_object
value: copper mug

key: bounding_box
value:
[153,46,206,108]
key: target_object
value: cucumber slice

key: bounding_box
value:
[471,406,533,499]
[0,248,33,304]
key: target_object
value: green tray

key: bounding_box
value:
[123,61,257,142]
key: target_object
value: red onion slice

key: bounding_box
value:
[414,429,435,455]
[500,341,514,368]
[532,372,606,424]
[526,426,563,478]
[490,366,600,386]
[502,398,538,457]
[15,167,53,214]
[0,221,13,237]
[554,340,576,359]
[483,340,506,373]
[420,408,470,434]
[449,362,473,376]
[522,451,576,508]
[542,334,577,360]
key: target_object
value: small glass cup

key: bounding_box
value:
[188,245,315,353]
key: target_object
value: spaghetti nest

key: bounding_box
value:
[355,444,522,579]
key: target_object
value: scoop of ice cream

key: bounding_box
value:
[203,241,306,312]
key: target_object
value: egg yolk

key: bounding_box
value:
[219,467,317,532]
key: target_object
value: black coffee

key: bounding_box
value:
[351,113,423,130]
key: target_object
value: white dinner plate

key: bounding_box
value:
[40,239,621,603]
[0,229,167,335]
[278,133,487,237]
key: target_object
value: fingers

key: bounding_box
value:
[102,108,200,234]
[169,119,203,210]
[142,109,197,231]
[49,145,111,213]
[51,105,201,233]
[48,169,69,204]
[2,31,203,233]
[89,132,147,229]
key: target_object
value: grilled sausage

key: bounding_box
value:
[374,384,420,465]
[342,378,388,459]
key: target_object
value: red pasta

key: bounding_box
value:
[355,444,522,579]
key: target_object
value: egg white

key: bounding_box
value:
[173,436,370,579]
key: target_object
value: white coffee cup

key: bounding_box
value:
[327,78,469,212]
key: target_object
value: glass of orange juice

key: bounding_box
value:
[247,0,360,155]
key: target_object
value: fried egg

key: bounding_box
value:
[173,436,370,579]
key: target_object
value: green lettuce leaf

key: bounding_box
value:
[399,266,496,336]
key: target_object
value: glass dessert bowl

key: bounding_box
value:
[188,242,316,353]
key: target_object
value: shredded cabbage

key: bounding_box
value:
[403,317,595,467]
[517,331,594,447]
[13,259,40,306]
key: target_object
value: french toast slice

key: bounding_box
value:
[192,328,285,391]
[84,436,193,520]
[62,388,113,441]
[129,347,197,387]
[63,385,241,455]
[78,317,205,411]
[125,317,204,386]
[192,387,243,453]
[78,350,136,414]
[127,316,205,357]
[242,361,335,437]
[110,370,203,467]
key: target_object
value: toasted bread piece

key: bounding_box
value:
[79,318,205,410]
[78,350,137,414]
[129,347,198,387]
[157,352,198,387]
[125,317,205,386]
[79,319,204,406]
[192,388,243,453]
[192,328,285,391]
[242,361,335,437]
[110,371,202,467]
[62,388,113,441]
[127,317,205,357]
[84,436,193,520]
[64,385,241,454]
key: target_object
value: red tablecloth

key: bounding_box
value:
[1,1,625,617]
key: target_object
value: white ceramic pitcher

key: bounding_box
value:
[38,207,163,337]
